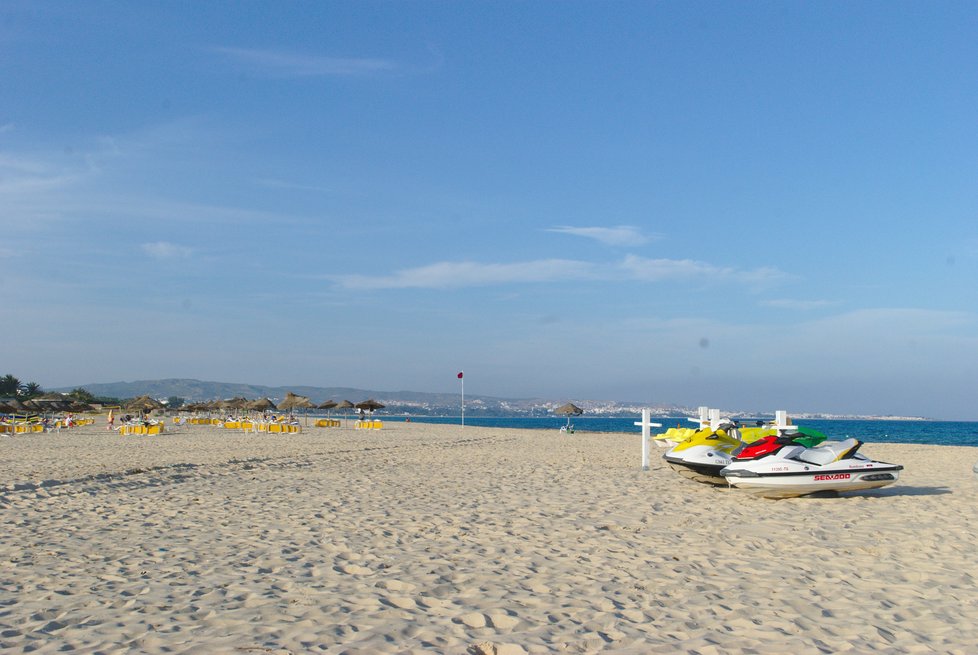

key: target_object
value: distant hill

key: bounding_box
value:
[57,378,473,405]
[59,378,411,405]
[55,378,659,417]
[54,378,916,420]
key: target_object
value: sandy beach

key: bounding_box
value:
[2,420,977,654]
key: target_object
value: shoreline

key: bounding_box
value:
[394,414,938,423]
[3,421,978,653]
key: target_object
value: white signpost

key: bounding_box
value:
[688,405,711,429]
[635,408,663,471]
[773,410,792,435]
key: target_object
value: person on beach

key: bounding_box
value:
[107,410,114,431]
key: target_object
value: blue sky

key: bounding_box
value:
[3,2,978,418]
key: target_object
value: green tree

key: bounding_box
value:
[68,388,96,402]
[0,374,20,397]
[20,381,42,399]
[166,396,186,409]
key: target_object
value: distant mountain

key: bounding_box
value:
[54,378,922,420]
[59,378,397,404]
[57,378,468,406]
[54,378,680,417]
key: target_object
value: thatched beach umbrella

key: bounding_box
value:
[554,402,583,415]
[333,400,354,424]
[3,398,28,413]
[354,399,384,423]
[295,396,315,425]
[554,402,584,429]
[216,397,249,412]
[34,393,71,411]
[249,397,277,412]
[126,395,164,412]
[317,399,338,420]
[23,395,67,419]
[277,392,311,412]
[296,397,316,426]
[201,401,217,411]
[277,393,314,424]
[355,399,384,413]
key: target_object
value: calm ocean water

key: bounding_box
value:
[395,416,978,447]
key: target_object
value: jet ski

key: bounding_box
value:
[720,435,902,498]
[661,408,827,486]
[658,407,735,484]
[663,422,825,486]
[652,425,698,446]
[663,424,747,485]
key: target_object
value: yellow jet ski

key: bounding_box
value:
[662,424,778,485]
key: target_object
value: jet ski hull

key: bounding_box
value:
[664,443,735,486]
[665,458,728,486]
[722,463,902,498]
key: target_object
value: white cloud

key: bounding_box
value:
[141,241,193,259]
[213,47,397,77]
[0,153,83,194]
[333,259,596,290]
[619,255,723,280]
[332,253,790,291]
[620,254,786,286]
[547,225,655,246]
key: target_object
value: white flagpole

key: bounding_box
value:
[460,372,465,428]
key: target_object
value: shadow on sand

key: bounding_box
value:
[791,485,953,499]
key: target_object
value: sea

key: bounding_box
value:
[391,416,978,447]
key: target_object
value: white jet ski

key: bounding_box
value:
[662,408,826,487]
[720,435,902,498]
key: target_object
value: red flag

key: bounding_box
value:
[457,371,464,379]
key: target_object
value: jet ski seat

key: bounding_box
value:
[797,438,861,465]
